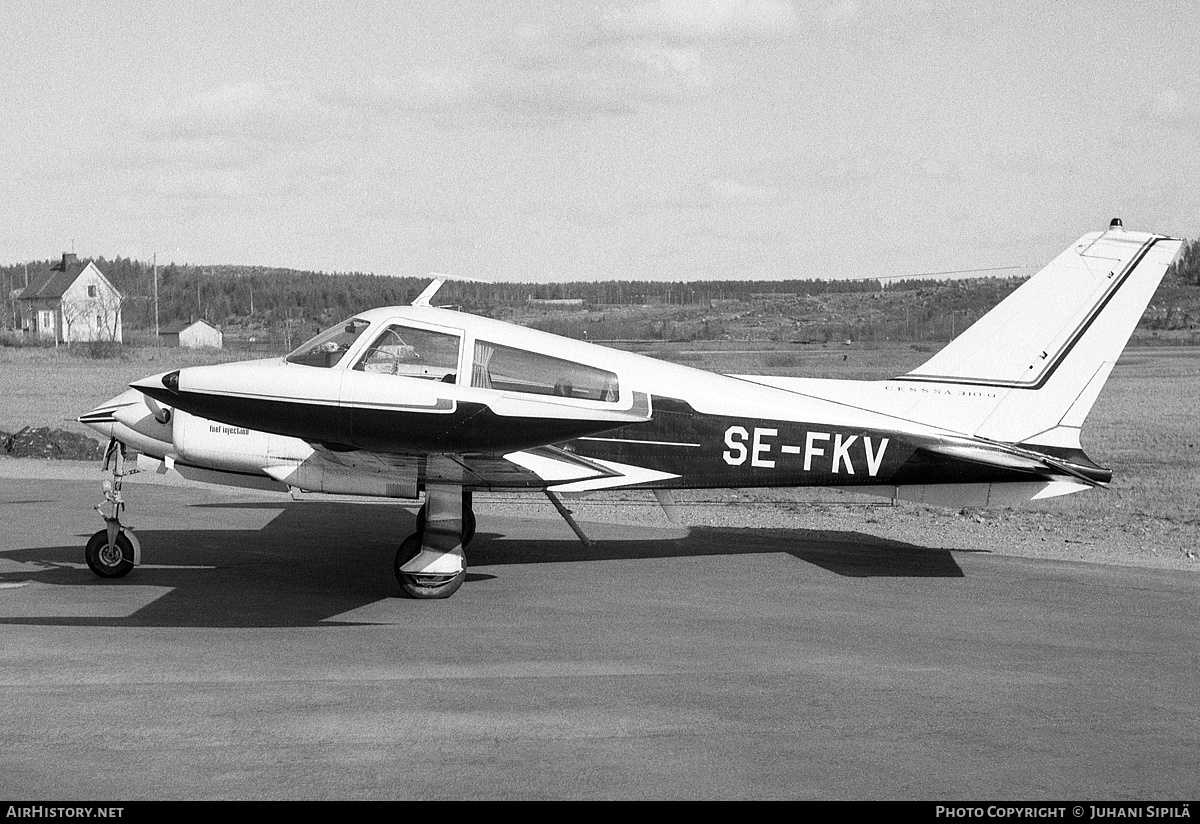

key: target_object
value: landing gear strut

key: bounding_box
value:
[395,486,473,599]
[85,438,141,578]
[414,497,477,546]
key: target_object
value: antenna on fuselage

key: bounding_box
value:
[411,272,491,307]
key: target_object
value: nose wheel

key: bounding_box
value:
[86,527,135,577]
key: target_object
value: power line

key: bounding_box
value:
[874,264,1038,282]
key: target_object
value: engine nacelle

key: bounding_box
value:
[172,408,418,498]
[171,409,312,473]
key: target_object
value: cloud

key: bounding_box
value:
[601,0,799,41]
[344,3,801,129]
[817,0,860,28]
[103,4,803,192]
[631,175,787,216]
[96,81,368,210]
[706,177,783,205]
[148,81,335,145]
[330,29,721,129]
[1146,89,1200,131]
[328,66,641,129]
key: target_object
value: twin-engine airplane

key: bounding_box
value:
[79,221,1182,598]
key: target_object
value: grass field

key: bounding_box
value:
[0,344,248,434]
[1046,347,1200,525]
[2,341,1197,551]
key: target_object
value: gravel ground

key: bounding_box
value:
[473,488,1200,572]
[4,457,1195,573]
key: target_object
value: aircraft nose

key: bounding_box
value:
[78,388,145,436]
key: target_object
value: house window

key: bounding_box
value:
[88,285,96,298]
[39,311,53,330]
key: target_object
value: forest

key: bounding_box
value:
[4,237,1199,345]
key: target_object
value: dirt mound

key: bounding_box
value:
[1,427,105,460]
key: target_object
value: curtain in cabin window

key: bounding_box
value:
[472,340,495,389]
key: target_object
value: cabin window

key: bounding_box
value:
[285,318,371,368]
[472,340,619,402]
[354,324,461,382]
[88,285,97,298]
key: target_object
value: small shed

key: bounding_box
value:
[161,319,223,349]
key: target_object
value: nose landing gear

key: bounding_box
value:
[85,438,141,578]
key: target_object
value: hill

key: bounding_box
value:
[4,237,1198,347]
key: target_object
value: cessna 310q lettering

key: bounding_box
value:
[79,221,1182,599]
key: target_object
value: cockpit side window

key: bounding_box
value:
[472,340,619,402]
[354,324,461,382]
[285,318,370,368]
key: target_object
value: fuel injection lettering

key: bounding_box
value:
[722,426,890,476]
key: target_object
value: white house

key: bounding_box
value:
[160,318,223,349]
[17,253,123,344]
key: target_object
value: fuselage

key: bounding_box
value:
[115,305,1102,498]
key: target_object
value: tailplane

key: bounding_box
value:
[895,220,1182,450]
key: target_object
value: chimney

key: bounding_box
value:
[57,252,78,271]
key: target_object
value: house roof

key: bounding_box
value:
[160,319,222,335]
[17,264,85,300]
[16,258,120,301]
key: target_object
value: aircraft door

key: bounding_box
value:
[342,321,465,449]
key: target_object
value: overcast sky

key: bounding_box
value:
[2,1,1198,282]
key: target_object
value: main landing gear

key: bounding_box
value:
[395,486,475,599]
[85,438,141,578]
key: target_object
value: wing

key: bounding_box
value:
[261,441,680,497]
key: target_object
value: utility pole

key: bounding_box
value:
[153,254,160,342]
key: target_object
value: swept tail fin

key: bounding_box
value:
[894,221,1182,450]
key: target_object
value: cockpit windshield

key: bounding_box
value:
[285,318,371,368]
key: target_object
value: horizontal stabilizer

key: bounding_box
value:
[847,480,1091,509]
[920,440,1110,486]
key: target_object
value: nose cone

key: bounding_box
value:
[79,388,146,438]
[80,387,176,458]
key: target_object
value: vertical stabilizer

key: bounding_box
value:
[894,223,1182,449]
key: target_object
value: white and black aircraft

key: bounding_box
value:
[79,221,1182,598]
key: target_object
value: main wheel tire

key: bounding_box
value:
[414,506,477,546]
[394,533,466,599]
[85,529,135,578]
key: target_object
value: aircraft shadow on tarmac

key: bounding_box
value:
[0,500,965,628]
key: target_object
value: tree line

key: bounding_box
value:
[4,236,1198,337]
